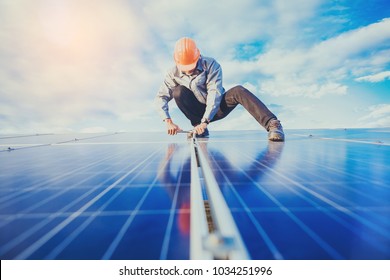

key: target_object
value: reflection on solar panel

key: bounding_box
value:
[0,129,389,260]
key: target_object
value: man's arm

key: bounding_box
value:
[154,70,181,135]
[204,59,224,122]
[164,117,181,135]
[154,70,176,120]
[193,59,223,135]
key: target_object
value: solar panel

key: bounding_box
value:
[0,129,389,259]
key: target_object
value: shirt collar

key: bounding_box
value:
[178,56,204,77]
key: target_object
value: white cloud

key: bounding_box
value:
[1,0,389,133]
[254,18,390,97]
[357,104,390,128]
[260,78,347,98]
[271,0,323,45]
[143,1,270,68]
[0,0,163,134]
[355,71,390,83]
[310,18,390,62]
[212,109,261,131]
[212,17,390,99]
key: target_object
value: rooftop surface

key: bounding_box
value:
[0,128,389,260]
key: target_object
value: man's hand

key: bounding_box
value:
[165,118,181,135]
[194,123,207,135]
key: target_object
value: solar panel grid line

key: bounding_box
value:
[226,205,390,214]
[0,185,106,255]
[242,177,389,255]
[249,153,390,239]
[238,158,390,256]
[321,137,390,146]
[325,145,389,167]
[0,162,75,204]
[23,183,148,259]
[235,166,345,259]
[188,139,270,144]
[44,212,102,259]
[208,140,389,259]
[290,134,390,146]
[1,130,388,260]
[304,182,384,208]
[0,175,123,221]
[54,141,180,145]
[106,209,172,215]
[208,151,284,260]
[0,147,123,206]
[0,133,123,152]
[4,209,176,222]
[0,134,54,140]
[101,176,159,259]
[42,149,167,259]
[301,156,390,191]
[98,144,181,259]
[0,143,52,152]
[1,161,68,178]
[0,166,128,218]
[159,147,186,260]
[44,192,150,259]
[0,149,135,224]
[285,157,390,189]
[54,133,123,145]
[314,151,390,180]
[12,147,163,260]
[277,160,387,206]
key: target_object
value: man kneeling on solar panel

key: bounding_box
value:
[154,37,285,141]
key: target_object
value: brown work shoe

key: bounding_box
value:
[267,119,285,141]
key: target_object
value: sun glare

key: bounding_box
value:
[36,1,138,62]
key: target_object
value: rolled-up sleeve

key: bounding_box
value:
[154,70,177,120]
[204,60,223,121]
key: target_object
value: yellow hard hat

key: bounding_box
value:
[173,37,200,71]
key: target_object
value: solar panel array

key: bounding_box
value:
[0,129,389,259]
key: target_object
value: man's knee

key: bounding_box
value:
[231,85,246,92]
[228,85,249,96]
[172,85,189,99]
[226,85,251,100]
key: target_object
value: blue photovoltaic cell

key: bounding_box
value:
[0,133,191,260]
[205,129,390,259]
[0,129,389,260]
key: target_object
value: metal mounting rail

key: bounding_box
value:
[190,135,250,260]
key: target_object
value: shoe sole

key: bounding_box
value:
[268,132,285,142]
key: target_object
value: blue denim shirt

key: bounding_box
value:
[154,56,225,121]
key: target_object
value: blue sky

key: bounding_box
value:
[0,0,389,134]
